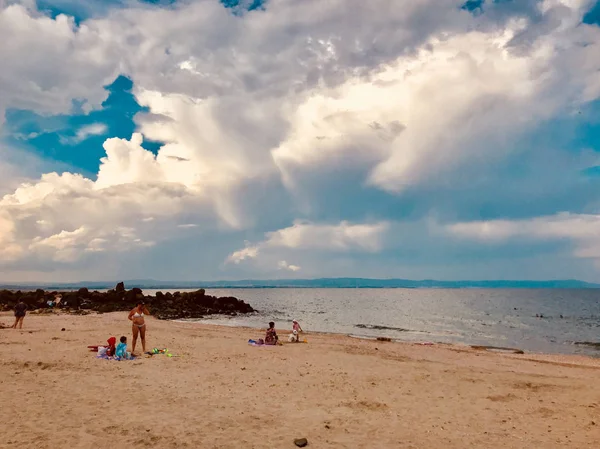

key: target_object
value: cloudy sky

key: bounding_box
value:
[1,0,600,282]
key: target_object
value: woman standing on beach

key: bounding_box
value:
[128,301,149,355]
[11,300,27,329]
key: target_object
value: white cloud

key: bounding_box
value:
[1,0,600,279]
[226,220,389,265]
[0,3,119,123]
[264,220,389,252]
[274,12,600,194]
[447,212,600,261]
[0,134,234,265]
[278,260,301,272]
[226,243,260,264]
[61,123,107,144]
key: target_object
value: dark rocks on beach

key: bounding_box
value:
[294,438,308,447]
[376,337,392,342]
[471,345,525,355]
[0,283,255,320]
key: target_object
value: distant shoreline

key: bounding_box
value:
[1,277,599,290]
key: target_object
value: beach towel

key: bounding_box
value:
[248,339,285,346]
[96,354,136,361]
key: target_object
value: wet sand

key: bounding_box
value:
[1,312,599,449]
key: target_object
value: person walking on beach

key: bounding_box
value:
[128,301,150,356]
[11,300,27,329]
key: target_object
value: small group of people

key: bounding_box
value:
[263,319,304,345]
[93,335,134,359]
[89,302,149,359]
[12,296,305,354]
[9,298,149,357]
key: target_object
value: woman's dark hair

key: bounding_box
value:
[120,336,127,343]
[137,301,145,306]
[269,321,275,328]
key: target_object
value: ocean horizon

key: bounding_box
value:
[2,277,599,290]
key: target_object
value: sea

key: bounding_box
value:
[150,288,600,356]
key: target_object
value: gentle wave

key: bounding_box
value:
[573,341,600,349]
[355,324,419,333]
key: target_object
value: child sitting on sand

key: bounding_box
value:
[265,322,278,345]
[106,337,116,356]
[115,336,133,359]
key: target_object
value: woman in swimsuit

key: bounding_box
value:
[265,321,278,345]
[128,301,149,355]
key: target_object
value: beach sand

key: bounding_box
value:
[1,312,599,449]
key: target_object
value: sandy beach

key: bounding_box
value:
[1,312,600,449]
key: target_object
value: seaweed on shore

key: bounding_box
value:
[355,324,413,332]
[573,341,600,350]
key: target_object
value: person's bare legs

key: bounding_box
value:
[132,324,139,355]
[140,325,146,353]
[11,316,18,329]
[18,316,24,329]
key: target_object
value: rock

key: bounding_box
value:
[61,328,66,331]
[0,285,254,321]
[294,438,308,447]
[471,345,525,355]
[376,337,392,342]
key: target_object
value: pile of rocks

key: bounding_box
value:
[0,282,255,320]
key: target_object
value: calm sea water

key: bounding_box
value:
[145,288,600,357]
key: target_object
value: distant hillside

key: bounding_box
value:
[1,278,599,290]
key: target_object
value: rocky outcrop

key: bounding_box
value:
[0,284,255,320]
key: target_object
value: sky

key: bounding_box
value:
[1,0,600,282]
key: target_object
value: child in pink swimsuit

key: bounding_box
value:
[289,320,303,342]
[292,320,303,333]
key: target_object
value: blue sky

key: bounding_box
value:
[4,76,162,176]
[1,0,600,282]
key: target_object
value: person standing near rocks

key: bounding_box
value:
[128,301,150,356]
[11,300,27,329]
